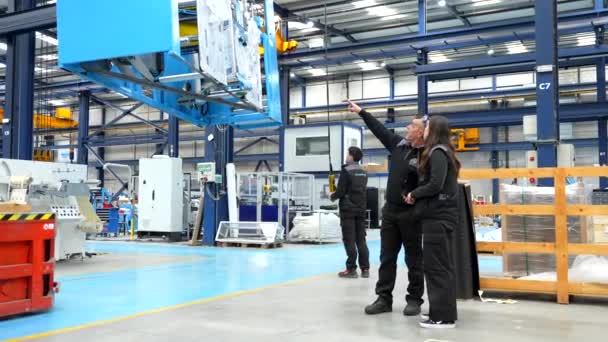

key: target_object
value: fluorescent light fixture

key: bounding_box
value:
[358,62,380,71]
[36,32,58,45]
[429,53,451,63]
[0,42,7,50]
[472,0,500,7]
[487,49,495,55]
[380,62,387,67]
[353,0,376,8]
[381,14,408,21]
[306,21,315,28]
[308,68,327,77]
[49,99,68,106]
[577,36,595,46]
[505,41,528,54]
[290,72,296,78]
[0,63,5,68]
[367,6,397,17]
[308,37,325,48]
[438,0,447,6]
[289,21,308,30]
[300,27,320,33]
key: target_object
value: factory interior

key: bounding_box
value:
[1,0,608,341]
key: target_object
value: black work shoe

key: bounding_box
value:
[419,319,456,329]
[364,298,392,315]
[403,303,422,316]
[361,269,370,278]
[338,269,358,278]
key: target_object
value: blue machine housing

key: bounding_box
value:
[56,0,282,129]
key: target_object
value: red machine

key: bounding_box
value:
[0,213,59,318]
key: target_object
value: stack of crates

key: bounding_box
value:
[0,212,58,318]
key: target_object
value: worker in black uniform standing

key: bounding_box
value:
[346,100,426,317]
[331,146,370,278]
[405,115,460,329]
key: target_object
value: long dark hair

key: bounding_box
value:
[418,115,461,176]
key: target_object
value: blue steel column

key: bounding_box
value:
[279,65,290,171]
[417,50,429,116]
[600,119,608,189]
[168,115,179,157]
[77,91,90,164]
[202,123,233,246]
[98,107,106,187]
[596,0,605,10]
[2,0,36,160]
[417,0,428,116]
[597,57,606,102]
[491,127,499,203]
[535,1,559,186]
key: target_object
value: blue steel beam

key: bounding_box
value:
[291,82,598,114]
[535,0,559,186]
[281,9,608,64]
[416,45,608,76]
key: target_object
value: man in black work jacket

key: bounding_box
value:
[331,146,370,279]
[347,100,425,316]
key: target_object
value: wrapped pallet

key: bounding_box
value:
[500,183,593,277]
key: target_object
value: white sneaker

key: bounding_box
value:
[419,319,456,329]
[420,312,429,320]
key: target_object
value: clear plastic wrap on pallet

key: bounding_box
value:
[288,211,342,243]
[197,0,232,85]
[499,183,593,277]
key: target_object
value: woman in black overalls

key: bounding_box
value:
[404,115,461,329]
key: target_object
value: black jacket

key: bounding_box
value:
[411,145,459,222]
[330,162,368,215]
[358,110,420,208]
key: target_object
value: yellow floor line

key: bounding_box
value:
[6,273,331,342]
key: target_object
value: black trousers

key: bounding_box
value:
[341,213,370,271]
[422,219,458,322]
[375,206,424,305]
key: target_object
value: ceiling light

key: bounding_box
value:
[367,6,397,17]
[0,63,5,68]
[308,37,325,48]
[49,99,68,106]
[577,36,595,47]
[487,49,495,55]
[381,14,408,21]
[353,0,376,8]
[309,68,327,77]
[358,62,380,71]
[472,0,500,7]
[380,62,387,67]
[36,32,58,45]
[290,72,296,78]
[37,54,57,61]
[429,53,451,63]
[300,27,320,33]
[306,21,314,28]
[0,42,7,50]
[505,41,528,54]
[438,0,447,6]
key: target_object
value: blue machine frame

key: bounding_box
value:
[56,0,282,130]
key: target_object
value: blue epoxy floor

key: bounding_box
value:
[0,239,502,341]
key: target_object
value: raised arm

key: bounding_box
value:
[348,100,403,152]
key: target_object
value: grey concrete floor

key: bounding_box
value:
[36,266,607,342]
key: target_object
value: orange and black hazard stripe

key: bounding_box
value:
[0,213,55,221]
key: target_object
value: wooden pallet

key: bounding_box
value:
[217,241,283,249]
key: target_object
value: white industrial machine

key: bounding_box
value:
[0,159,103,261]
[283,123,363,173]
[137,156,184,241]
